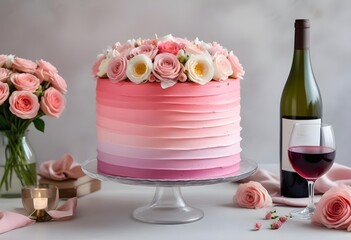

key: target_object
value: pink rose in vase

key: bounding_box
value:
[152,53,181,81]
[106,56,128,82]
[312,185,351,231]
[10,73,40,92]
[234,181,273,209]
[40,87,66,118]
[9,90,40,119]
[0,68,12,82]
[12,57,37,73]
[0,55,7,67]
[35,59,58,82]
[49,72,67,94]
[0,82,10,105]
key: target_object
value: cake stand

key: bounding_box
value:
[82,158,257,224]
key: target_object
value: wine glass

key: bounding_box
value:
[288,123,336,219]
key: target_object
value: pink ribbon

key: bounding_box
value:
[0,198,77,234]
[38,154,85,181]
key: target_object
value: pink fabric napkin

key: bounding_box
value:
[38,154,85,181]
[0,211,35,234]
[240,163,351,207]
[0,198,77,234]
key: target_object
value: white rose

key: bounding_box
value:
[126,54,153,84]
[185,55,214,85]
[157,34,175,42]
[96,58,110,77]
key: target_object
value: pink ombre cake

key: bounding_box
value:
[93,35,245,180]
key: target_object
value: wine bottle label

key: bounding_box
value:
[281,118,322,172]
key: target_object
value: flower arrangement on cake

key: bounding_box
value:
[93,34,245,88]
[0,54,67,192]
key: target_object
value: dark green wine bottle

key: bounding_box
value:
[280,19,322,198]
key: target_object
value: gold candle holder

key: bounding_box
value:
[21,184,59,222]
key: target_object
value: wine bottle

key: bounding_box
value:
[280,19,322,198]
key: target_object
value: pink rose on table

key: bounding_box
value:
[11,57,37,73]
[213,54,233,81]
[40,87,65,118]
[312,185,351,231]
[9,90,40,119]
[49,72,67,94]
[0,82,10,105]
[106,56,128,82]
[227,51,245,79]
[35,59,58,81]
[129,44,158,60]
[158,41,181,55]
[0,68,12,82]
[10,73,40,92]
[152,53,181,81]
[234,181,273,209]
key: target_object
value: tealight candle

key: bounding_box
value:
[33,192,48,210]
[21,184,59,222]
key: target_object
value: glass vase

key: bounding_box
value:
[0,131,37,198]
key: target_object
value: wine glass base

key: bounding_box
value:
[290,206,314,220]
[132,186,204,224]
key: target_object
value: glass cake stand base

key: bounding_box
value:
[133,187,203,224]
[82,158,257,224]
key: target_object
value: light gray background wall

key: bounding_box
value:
[0,0,350,167]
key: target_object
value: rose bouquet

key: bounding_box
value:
[0,54,67,192]
[92,34,245,89]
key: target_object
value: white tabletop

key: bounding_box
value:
[1,164,350,240]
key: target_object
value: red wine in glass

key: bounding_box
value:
[288,146,335,180]
[288,123,336,220]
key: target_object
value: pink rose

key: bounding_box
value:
[0,68,12,82]
[40,87,66,118]
[49,72,67,94]
[10,73,40,92]
[148,73,157,82]
[312,185,351,231]
[179,72,187,82]
[213,54,233,81]
[152,53,181,81]
[12,57,37,73]
[234,181,273,209]
[0,82,10,105]
[92,54,105,78]
[185,42,206,55]
[158,41,181,55]
[35,59,58,82]
[9,90,40,119]
[129,44,158,60]
[106,56,128,82]
[227,51,245,79]
[209,42,228,56]
[0,54,7,67]
[113,42,134,58]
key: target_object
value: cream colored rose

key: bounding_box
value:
[126,54,153,84]
[213,54,233,81]
[185,55,214,85]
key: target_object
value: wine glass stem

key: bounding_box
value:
[307,180,315,211]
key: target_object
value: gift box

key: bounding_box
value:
[39,175,101,198]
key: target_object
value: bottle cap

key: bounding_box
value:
[295,19,310,29]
